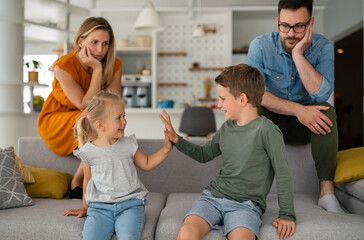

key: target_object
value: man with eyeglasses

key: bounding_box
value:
[247,0,344,214]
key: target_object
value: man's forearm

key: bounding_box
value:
[261,91,302,117]
[292,53,323,94]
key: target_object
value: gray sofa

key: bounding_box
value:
[1,137,364,240]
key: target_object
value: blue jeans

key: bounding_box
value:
[83,199,146,240]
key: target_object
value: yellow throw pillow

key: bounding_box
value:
[15,155,35,184]
[334,147,364,183]
[25,166,73,199]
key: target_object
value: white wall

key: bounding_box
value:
[323,0,363,41]
[232,8,324,50]
[0,114,39,151]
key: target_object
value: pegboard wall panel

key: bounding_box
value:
[156,11,230,107]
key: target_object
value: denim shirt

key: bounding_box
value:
[247,32,334,105]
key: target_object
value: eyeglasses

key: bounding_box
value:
[278,18,311,33]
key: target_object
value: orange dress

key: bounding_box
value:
[38,51,122,156]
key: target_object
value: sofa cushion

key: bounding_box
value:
[335,179,364,202]
[24,166,73,199]
[0,192,165,240]
[0,146,33,210]
[335,180,364,214]
[334,147,364,183]
[156,193,364,240]
[15,154,35,183]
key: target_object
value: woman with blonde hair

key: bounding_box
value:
[38,17,122,198]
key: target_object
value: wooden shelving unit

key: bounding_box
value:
[158,52,187,56]
[189,67,225,71]
[232,48,249,54]
[158,82,187,87]
[117,47,152,52]
[198,97,217,102]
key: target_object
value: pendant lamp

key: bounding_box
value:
[192,0,204,38]
[134,0,163,31]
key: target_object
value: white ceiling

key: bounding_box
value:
[91,0,330,8]
[25,0,331,25]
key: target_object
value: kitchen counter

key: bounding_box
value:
[123,107,225,139]
[0,108,225,151]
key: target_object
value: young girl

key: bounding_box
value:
[63,91,172,240]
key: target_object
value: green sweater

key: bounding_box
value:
[175,116,296,221]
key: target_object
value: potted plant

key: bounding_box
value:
[25,60,42,83]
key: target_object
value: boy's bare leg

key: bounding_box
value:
[227,227,255,240]
[178,215,211,240]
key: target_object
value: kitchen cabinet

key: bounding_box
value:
[116,47,154,108]
[24,0,89,43]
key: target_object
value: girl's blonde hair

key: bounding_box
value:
[77,91,125,148]
[74,17,116,88]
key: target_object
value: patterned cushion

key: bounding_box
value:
[0,147,33,209]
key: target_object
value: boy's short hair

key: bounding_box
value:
[215,64,264,107]
[278,0,313,17]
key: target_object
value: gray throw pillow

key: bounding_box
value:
[0,147,33,209]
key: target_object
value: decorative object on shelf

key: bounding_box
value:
[192,24,205,38]
[22,82,48,113]
[203,77,212,98]
[134,0,163,31]
[205,24,217,34]
[24,60,42,83]
[158,99,174,108]
[27,95,44,112]
[118,39,130,48]
[134,35,152,47]
[193,24,217,38]
[192,62,200,68]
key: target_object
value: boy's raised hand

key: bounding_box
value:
[273,218,295,240]
[159,109,179,144]
[163,130,173,150]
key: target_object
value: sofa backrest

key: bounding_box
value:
[18,137,319,195]
[18,137,80,175]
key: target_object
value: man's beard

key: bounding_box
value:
[281,37,301,54]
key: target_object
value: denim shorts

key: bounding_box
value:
[185,189,262,239]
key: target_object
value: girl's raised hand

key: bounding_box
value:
[159,109,179,144]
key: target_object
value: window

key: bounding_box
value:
[23,54,58,113]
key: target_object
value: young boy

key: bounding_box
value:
[160,64,296,240]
